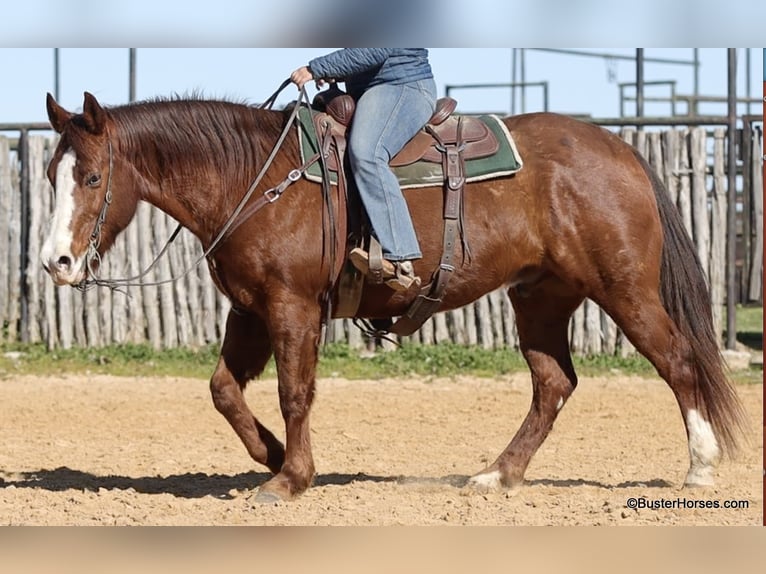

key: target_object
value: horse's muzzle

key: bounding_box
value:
[42,253,87,286]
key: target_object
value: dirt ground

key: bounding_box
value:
[0,372,761,525]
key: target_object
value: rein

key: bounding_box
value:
[76,79,314,292]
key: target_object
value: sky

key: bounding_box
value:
[1,0,766,46]
[0,48,763,126]
[0,0,764,125]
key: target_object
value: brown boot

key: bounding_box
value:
[348,248,420,291]
[386,260,421,292]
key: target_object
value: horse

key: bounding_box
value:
[41,91,746,502]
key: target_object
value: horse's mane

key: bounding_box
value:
[106,95,297,189]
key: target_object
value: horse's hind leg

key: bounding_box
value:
[468,285,583,491]
[210,310,285,474]
[598,292,722,486]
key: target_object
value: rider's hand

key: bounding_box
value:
[291,66,335,90]
[290,66,315,89]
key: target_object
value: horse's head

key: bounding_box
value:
[42,92,138,286]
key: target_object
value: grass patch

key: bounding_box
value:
[730,369,762,385]
[732,304,763,351]
[319,343,528,379]
[1,341,661,381]
[0,342,223,380]
[1,307,761,386]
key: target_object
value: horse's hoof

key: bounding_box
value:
[251,489,284,505]
[464,470,503,493]
[684,466,716,487]
[683,478,716,488]
[463,470,523,495]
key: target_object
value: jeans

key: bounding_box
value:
[348,78,437,261]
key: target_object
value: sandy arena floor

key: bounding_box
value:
[0,373,761,525]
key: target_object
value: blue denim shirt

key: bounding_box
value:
[308,49,433,99]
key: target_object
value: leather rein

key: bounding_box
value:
[76,79,320,293]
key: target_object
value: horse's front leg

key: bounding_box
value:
[254,296,322,502]
[210,310,285,474]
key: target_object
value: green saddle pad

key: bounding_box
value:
[297,107,523,189]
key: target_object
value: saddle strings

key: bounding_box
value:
[77,78,308,292]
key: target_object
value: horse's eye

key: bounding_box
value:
[86,174,102,187]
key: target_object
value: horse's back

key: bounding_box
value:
[359,111,662,317]
[502,111,657,217]
[503,112,638,165]
[494,111,663,290]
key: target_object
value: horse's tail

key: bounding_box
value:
[635,150,747,457]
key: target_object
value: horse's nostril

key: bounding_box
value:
[55,255,72,270]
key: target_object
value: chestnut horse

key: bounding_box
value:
[41,91,744,502]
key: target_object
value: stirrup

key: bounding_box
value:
[385,261,421,292]
[348,248,420,291]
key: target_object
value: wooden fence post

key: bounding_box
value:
[0,137,13,343]
[3,126,759,354]
[710,128,728,342]
[690,127,711,280]
[748,126,763,302]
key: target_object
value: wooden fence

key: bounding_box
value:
[0,124,762,352]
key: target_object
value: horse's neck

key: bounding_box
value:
[124,144,243,245]
[116,104,285,246]
[144,179,233,249]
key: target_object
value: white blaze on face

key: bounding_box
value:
[40,148,86,284]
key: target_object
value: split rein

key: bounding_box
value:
[75,79,319,293]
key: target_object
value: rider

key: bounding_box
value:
[291,49,437,291]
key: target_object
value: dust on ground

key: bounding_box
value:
[0,373,761,525]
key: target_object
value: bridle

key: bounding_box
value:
[80,139,114,289]
[75,79,322,293]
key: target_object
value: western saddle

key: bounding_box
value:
[313,89,500,170]
[311,88,499,336]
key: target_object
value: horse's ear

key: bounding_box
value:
[46,92,72,134]
[81,91,106,135]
